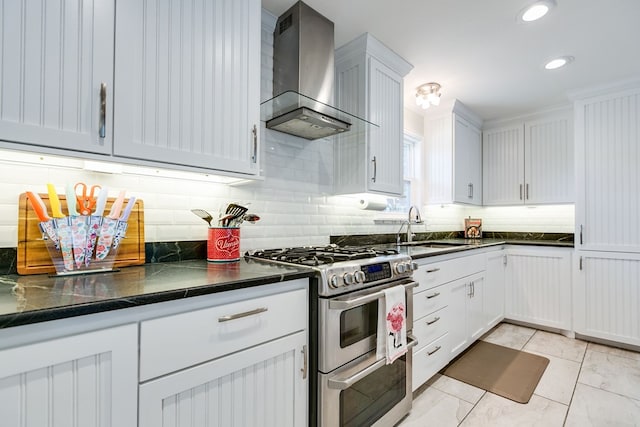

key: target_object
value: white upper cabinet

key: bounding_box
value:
[425,100,483,205]
[334,33,413,196]
[0,0,115,155]
[574,85,640,251]
[113,0,261,176]
[483,108,574,205]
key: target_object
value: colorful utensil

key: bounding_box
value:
[112,197,136,250]
[95,190,126,260]
[47,183,74,271]
[67,184,88,268]
[25,191,59,249]
[85,187,108,266]
[75,182,101,215]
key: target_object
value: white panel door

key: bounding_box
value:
[453,114,482,205]
[524,113,574,204]
[505,247,572,329]
[368,57,403,195]
[482,125,524,205]
[113,0,260,175]
[0,324,138,427]
[0,0,114,154]
[575,251,640,346]
[575,88,640,252]
[484,250,506,330]
[424,114,453,204]
[467,273,486,341]
[448,276,470,358]
[139,332,307,427]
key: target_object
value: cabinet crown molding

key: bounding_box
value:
[335,32,413,77]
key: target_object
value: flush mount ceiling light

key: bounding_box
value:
[518,0,556,22]
[544,55,574,70]
[416,82,442,109]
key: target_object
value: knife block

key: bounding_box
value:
[17,193,145,275]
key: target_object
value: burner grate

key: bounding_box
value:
[249,244,398,266]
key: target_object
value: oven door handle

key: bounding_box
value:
[327,335,418,390]
[328,280,418,310]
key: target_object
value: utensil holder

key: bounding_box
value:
[208,227,240,262]
[42,216,125,276]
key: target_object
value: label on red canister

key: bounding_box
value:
[208,227,240,262]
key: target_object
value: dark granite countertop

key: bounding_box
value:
[0,258,314,329]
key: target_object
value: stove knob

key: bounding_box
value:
[395,262,407,274]
[329,275,340,288]
[343,272,356,286]
[410,262,419,271]
[355,271,366,283]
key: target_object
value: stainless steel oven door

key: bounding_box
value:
[318,279,417,373]
[319,337,418,427]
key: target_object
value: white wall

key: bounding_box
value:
[0,9,574,252]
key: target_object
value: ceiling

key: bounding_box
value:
[260,0,640,121]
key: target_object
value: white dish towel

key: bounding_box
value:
[376,285,408,364]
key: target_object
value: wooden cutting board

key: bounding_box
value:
[17,193,145,275]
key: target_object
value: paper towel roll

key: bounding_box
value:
[358,198,388,211]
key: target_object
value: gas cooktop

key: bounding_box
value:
[249,244,399,266]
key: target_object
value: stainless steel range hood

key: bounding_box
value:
[262,1,374,140]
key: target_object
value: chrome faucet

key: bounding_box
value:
[396,205,424,244]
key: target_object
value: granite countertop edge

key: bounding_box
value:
[0,260,315,330]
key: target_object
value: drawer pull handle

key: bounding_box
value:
[427,345,442,356]
[426,268,440,273]
[426,292,440,299]
[218,307,268,322]
[426,316,441,325]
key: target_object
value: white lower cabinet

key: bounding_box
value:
[138,287,308,427]
[0,324,138,427]
[139,332,307,427]
[412,253,487,390]
[484,250,506,330]
[448,272,485,359]
[504,247,572,330]
[575,251,640,347]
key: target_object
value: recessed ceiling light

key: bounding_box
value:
[544,56,574,70]
[518,0,556,22]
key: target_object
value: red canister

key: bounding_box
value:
[207,227,240,262]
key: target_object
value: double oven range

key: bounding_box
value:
[249,245,419,427]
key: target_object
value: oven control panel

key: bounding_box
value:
[361,262,392,283]
[325,257,416,293]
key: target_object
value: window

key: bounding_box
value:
[387,132,422,211]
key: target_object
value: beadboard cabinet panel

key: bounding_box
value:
[114,0,260,175]
[0,0,114,154]
[575,252,640,346]
[505,247,572,330]
[482,125,524,205]
[453,114,483,205]
[424,114,453,204]
[0,324,138,427]
[483,109,573,206]
[575,89,640,251]
[525,117,574,204]
[334,33,412,196]
[139,332,307,427]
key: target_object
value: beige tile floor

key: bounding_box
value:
[399,323,640,426]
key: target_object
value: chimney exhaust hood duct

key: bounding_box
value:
[264,1,359,140]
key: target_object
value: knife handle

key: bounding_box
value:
[26,192,50,221]
[108,191,126,219]
[47,183,65,218]
[66,184,78,216]
[119,197,136,221]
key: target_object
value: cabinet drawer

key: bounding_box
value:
[413,285,448,319]
[415,253,485,291]
[140,289,307,381]
[412,333,450,391]
[413,306,449,348]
